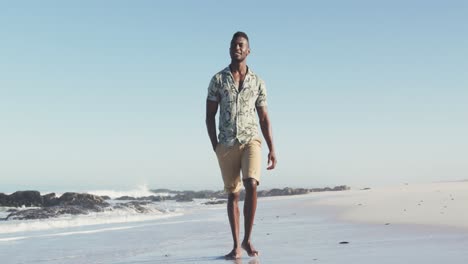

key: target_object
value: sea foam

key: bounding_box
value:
[0,207,182,234]
[84,184,169,199]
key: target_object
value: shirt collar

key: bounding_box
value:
[223,65,253,77]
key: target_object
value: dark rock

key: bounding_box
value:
[165,190,219,201]
[58,192,109,210]
[10,191,43,206]
[42,193,59,207]
[257,187,309,197]
[2,191,110,220]
[6,206,90,220]
[114,201,150,213]
[5,193,109,220]
[0,193,9,206]
[100,196,112,200]
[115,195,164,202]
[212,191,228,199]
[0,191,112,209]
[203,200,227,205]
[332,185,350,191]
[6,208,52,220]
[339,241,349,244]
[143,185,350,201]
[146,195,164,202]
[0,191,43,207]
[151,188,174,193]
[2,185,352,221]
[184,190,216,199]
[173,194,194,202]
[115,196,137,201]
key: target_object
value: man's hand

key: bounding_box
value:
[257,106,277,170]
[267,151,277,170]
[206,100,219,153]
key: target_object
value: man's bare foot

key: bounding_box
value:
[241,241,259,257]
[224,248,242,260]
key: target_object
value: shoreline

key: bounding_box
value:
[2,183,468,263]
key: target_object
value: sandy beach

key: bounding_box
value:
[1,182,468,263]
[313,181,468,230]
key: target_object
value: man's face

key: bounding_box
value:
[230,37,250,62]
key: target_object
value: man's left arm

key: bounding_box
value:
[257,106,277,170]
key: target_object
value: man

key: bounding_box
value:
[205,31,277,259]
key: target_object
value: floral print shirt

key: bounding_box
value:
[207,66,267,146]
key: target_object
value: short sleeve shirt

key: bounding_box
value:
[207,66,267,146]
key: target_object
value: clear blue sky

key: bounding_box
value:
[1,1,467,192]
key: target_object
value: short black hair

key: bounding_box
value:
[231,31,249,44]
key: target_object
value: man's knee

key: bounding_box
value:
[228,192,240,202]
[243,178,258,190]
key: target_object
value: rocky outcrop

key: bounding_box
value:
[310,185,349,192]
[0,191,110,209]
[0,191,44,207]
[0,185,351,219]
[115,195,164,202]
[114,191,225,203]
[113,201,151,214]
[148,186,350,203]
[42,193,59,206]
[57,192,109,210]
[173,194,194,202]
[203,200,227,205]
[6,206,96,220]
[1,192,110,220]
[257,188,310,197]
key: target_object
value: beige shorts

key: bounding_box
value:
[215,138,262,193]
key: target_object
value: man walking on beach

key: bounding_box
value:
[206,31,277,259]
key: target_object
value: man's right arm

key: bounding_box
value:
[206,100,219,152]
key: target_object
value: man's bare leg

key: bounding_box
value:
[225,192,242,259]
[242,178,259,257]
